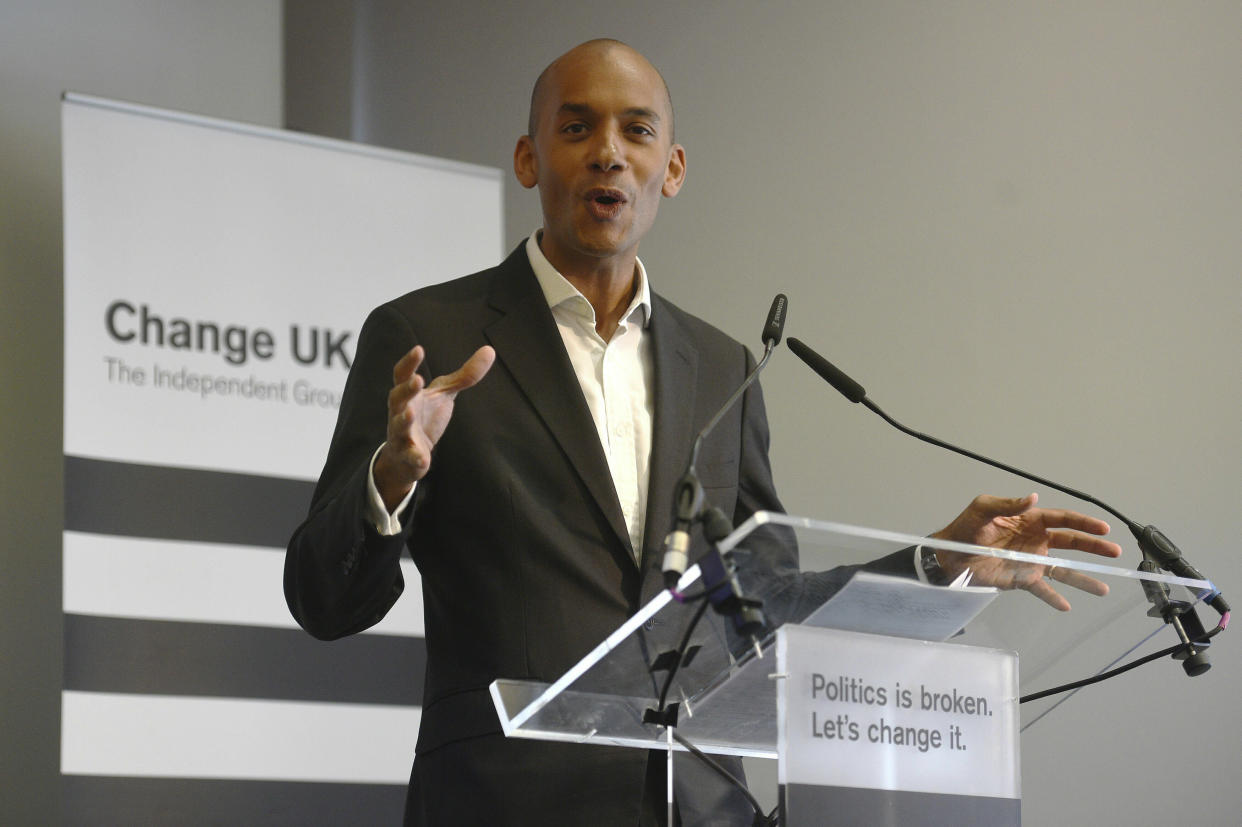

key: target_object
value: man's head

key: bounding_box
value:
[514,40,686,276]
[526,39,675,142]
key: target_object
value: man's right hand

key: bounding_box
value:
[373,344,496,511]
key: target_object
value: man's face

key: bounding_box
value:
[515,45,686,274]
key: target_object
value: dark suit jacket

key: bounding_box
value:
[285,245,912,825]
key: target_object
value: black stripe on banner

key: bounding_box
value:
[63,775,407,826]
[64,455,316,548]
[64,614,424,706]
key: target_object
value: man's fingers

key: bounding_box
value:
[1050,565,1110,597]
[388,372,426,416]
[429,346,496,394]
[1024,564,1109,612]
[933,492,1039,543]
[1046,529,1123,558]
[971,492,1038,519]
[1025,578,1072,612]
[1033,507,1113,537]
[392,345,426,385]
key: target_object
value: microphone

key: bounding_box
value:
[787,337,864,402]
[661,295,788,589]
[761,293,787,346]
[785,336,1229,618]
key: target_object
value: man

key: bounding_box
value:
[285,39,1121,825]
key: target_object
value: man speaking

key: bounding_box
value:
[286,39,1121,825]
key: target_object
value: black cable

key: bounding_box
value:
[656,596,711,714]
[653,581,777,824]
[657,564,765,712]
[670,730,773,826]
[670,572,735,603]
[1020,621,1226,704]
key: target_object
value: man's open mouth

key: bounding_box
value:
[586,188,627,206]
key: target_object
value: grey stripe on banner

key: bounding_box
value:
[63,775,407,826]
[64,614,424,706]
[782,783,1020,827]
[64,455,316,548]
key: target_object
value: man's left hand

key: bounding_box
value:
[930,493,1124,611]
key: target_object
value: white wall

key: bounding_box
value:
[0,2,281,821]
[297,1,1241,823]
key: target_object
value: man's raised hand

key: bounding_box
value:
[930,493,1124,611]
[373,344,495,511]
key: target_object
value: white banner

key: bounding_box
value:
[63,93,502,478]
[62,93,502,822]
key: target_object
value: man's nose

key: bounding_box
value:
[588,128,624,171]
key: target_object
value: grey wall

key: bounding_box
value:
[3,1,1235,822]
[289,1,1241,824]
[0,2,281,821]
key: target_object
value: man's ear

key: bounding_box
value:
[662,143,687,198]
[513,136,538,189]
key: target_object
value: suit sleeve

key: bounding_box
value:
[284,304,421,641]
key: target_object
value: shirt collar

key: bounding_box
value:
[525,231,652,329]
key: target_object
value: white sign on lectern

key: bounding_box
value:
[777,624,1020,825]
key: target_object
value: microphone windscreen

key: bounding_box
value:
[761,294,788,346]
[787,337,867,403]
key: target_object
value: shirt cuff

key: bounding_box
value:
[914,543,953,586]
[367,444,416,536]
[913,545,931,584]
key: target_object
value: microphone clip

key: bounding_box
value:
[698,544,769,644]
[662,470,705,590]
[1133,524,1229,616]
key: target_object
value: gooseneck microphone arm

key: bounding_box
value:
[786,337,1139,529]
[784,336,1229,621]
[650,297,789,827]
[661,295,787,589]
[865,385,1138,532]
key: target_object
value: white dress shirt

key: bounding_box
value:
[368,232,655,561]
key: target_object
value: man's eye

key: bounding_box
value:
[629,125,654,137]
[562,123,588,135]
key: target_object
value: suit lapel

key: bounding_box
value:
[641,295,699,569]
[483,248,633,557]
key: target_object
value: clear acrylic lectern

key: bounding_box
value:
[490,512,1217,759]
